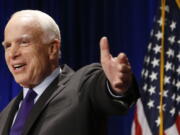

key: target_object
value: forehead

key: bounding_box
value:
[4,16,43,41]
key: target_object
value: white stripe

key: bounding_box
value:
[165,123,179,135]
[136,99,152,135]
[131,121,135,135]
[165,114,180,135]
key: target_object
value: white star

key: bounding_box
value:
[157,104,166,111]
[171,94,176,101]
[176,95,180,104]
[178,40,180,44]
[157,18,162,26]
[166,6,170,12]
[143,84,148,91]
[163,90,168,97]
[145,56,150,64]
[165,61,172,71]
[165,5,170,12]
[166,48,174,58]
[153,44,161,54]
[159,90,168,98]
[144,70,149,79]
[165,5,170,13]
[176,66,180,75]
[151,58,159,68]
[150,30,154,37]
[150,72,158,82]
[155,117,160,127]
[160,5,170,13]
[148,43,152,52]
[172,79,176,86]
[147,99,154,109]
[170,108,175,116]
[172,65,175,72]
[170,21,176,31]
[155,31,162,41]
[148,86,156,95]
[177,53,180,61]
[164,76,170,84]
[141,69,145,77]
[168,36,175,45]
[176,95,180,103]
[176,80,180,90]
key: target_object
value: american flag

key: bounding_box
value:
[131,0,180,135]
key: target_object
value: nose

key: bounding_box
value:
[7,43,20,59]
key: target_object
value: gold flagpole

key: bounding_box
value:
[176,0,180,8]
[159,0,166,134]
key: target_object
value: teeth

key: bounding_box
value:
[13,64,24,68]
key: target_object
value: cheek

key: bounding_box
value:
[24,47,50,75]
[29,55,48,73]
[5,53,11,69]
[5,52,9,62]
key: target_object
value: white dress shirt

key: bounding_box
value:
[23,67,61,103]
[12,67,61,126]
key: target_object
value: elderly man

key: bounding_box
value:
[0,10,139,135]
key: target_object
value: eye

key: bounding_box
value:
[3,43,11,50]
[20,40,30,46]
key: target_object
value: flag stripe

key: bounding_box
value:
[176,114,180,134]
[134,107,142,135]
[137,100,152,135]
[165,122,179,135]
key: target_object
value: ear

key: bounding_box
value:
[48,39,60,60]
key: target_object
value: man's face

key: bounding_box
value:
[3,16,53,88]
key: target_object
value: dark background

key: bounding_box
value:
[0,0,157,135]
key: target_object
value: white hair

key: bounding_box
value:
[11,10,61,43]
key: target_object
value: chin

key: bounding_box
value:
[14,77,29,87]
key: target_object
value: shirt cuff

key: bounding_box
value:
[106,81,125,98]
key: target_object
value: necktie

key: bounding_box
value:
[10,89,37,135]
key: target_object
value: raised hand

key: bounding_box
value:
[100,36,132,94]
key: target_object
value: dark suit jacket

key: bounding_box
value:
[0,63,139,135]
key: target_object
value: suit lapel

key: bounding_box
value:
[22,65,74,135]
[1,92,23,135]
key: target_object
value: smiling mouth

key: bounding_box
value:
[12,64,26,71]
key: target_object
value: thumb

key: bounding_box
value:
[100,36,111,62]
[117,53,129,64]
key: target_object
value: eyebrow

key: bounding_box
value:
[1,36,29,46]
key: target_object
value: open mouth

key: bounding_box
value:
[12,64,26,71]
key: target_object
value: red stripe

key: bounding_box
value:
[176,114,180,134]
[134,106,142,135]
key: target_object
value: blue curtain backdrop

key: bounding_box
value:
[0,0,157,135]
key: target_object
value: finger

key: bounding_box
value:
[113,74,132,92]
[120,72,132,83]
[113,81,128,93]
[117,53,129,64]
[100,36,111,62]
[115,72,131,83]
[117,64,131,73]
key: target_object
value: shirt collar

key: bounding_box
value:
[23,67,61,102]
